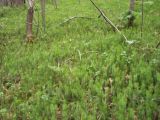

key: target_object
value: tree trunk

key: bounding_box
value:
[14,0,24,6]
[128,0,135,27]
[0,0,9,5]
[129,0,135,11]
[0,0,25,6]
[41,0,46,32]
[52,0,57,9]
[26,0,34,42]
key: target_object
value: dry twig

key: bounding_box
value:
[59,16,94,26]
[89,0,128,42]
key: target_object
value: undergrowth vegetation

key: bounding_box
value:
[0,0,160,119]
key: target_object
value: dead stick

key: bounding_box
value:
[59,16,94,26]
[89,0,128,42]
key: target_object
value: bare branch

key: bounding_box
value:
[59,16,94,26]
[89,0,128,42]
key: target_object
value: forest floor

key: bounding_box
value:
[0,0,160,119]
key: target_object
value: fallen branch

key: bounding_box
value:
[59,16,94,26]
[89,0,128,42]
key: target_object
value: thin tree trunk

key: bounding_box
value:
[0,0,25,6]
[141,0,144,38]
[0,0,8,5]
[26,0,34,42]
[52,0,57,9]
[41,0,46,32]
[128,0,135,27]
[129,0,135,11]
[15,0,24,6]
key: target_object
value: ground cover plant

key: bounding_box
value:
[0,0,160,119]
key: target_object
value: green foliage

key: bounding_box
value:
[0,0,160,119]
